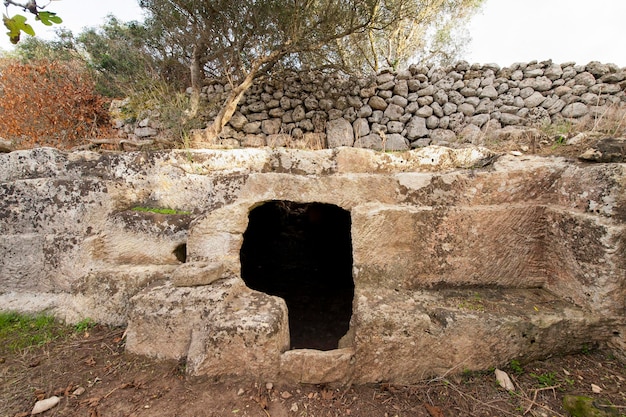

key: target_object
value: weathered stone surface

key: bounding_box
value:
[524,91,546,108]
[280,348,354,384]
[562,102,589,118]
[383,133,409,151]
[172,262,226,287]
[406,116,428,139]
[1,147,624,385]
[326,118,354,147]
[351,287,615,384]
[0,137,12,153]
[578,138,626,162]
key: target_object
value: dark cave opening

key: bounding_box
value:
[240,201,354,351]
[173,243,187,263]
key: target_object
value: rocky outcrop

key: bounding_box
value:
[0,146,624,383]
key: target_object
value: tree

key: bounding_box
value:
[139,0,482,142]
[3,0,62,44]
[139,0,402,141]
[334,0,484,72]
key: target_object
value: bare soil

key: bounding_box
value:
[1,325,625,417]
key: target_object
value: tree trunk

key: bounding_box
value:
[188,44,202,119]
[202,46,288,143]
[203,72,255,143]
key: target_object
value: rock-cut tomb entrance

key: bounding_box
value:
[240,200,354,351]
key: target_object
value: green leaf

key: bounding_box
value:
[3,13,36,44]
[36,11,63,26]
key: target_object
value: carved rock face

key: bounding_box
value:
[0,146,624,383]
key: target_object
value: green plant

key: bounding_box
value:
[530,371,557,387]
[458,292,485,311]
[74,317,95,333]
[131,207,191,215]
[0,311,65,352]
[509,359,523,375]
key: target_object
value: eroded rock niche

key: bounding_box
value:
[240,201,354,351]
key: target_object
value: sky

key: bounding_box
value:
[466,0,626,67]
[1,0,625,67]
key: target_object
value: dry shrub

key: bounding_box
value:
[0,59,114,150]
[578,103,626,136]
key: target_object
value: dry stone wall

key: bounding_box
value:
[115,60,626,149]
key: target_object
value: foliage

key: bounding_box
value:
[509,359,524,375]
[2,0,62,44]
[0,311,65,353]
[0,58,114,149]
[76,15,186,97]
[13,28,80,62]
[74,318,95,333]
[531,371,558,387]
[326,0,484,73]
[139,0,398,139]
[139,0,483,141]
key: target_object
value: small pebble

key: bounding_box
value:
[281,391,292,399]
[265,382,273,391]
[72,387,86,396]
[237,388,245,396]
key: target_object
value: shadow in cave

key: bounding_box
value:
[240,201,354,351]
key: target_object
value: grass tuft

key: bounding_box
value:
[0,312,66,353]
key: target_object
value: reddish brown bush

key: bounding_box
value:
[0,59,114,150]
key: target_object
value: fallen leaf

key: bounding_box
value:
[424,403,445,417]
[320,389,334,400]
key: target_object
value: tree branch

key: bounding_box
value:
[4,0,38,14]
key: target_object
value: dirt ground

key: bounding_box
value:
[1,324,624,417]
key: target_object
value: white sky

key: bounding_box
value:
[466,0,626,67]
[0,0,144,51]
[2,0,625,68]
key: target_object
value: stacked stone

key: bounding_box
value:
[197,60,626,150]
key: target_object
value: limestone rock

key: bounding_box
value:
[406,116,428,139]
[280,348,354,384]
[562,102,589,118]
[524,92,546,108]
[384,133,409,151]
[578,138,626,162]
[326,118,354,148]
[495,369,515,391]
[172,262,226,287]
[32,396,60,414]
[368,96,388,111]
[0,137,12,153]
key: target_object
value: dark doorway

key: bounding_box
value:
[240,201,354,351]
